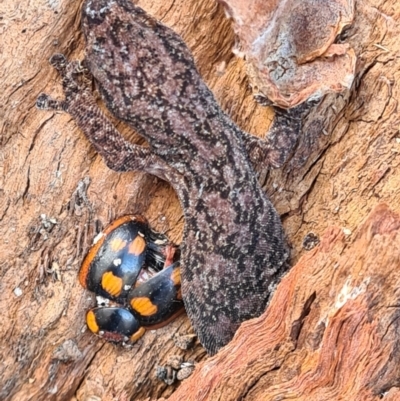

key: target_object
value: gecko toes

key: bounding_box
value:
[49,53,67,69]
[36,93,51,109]
[36,94,65,111]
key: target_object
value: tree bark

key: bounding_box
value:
[1,0,399,400]
[163,203,400,401]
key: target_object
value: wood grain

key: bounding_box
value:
[1,0,399,399]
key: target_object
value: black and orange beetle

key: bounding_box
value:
[86,307,145,343]
[79,215,150,302]
[128,261,183,327]
[79,215,184,343]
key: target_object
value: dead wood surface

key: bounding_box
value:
[218,0,356,108]
[162,203,400,401]
[0,0,399,400]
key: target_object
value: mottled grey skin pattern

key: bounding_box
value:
[37,0,306,355]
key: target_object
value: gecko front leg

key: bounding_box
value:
[37,54,184,189]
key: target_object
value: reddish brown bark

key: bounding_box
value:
[218,0,356,107]
[163,204,400,400]
[1,0,399,400]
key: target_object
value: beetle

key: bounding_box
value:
[128,261,184,327]
[86,307,145,343]
[80,215,184,343]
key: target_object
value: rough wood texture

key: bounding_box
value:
[161,203,400,400]
[218,0,357,107]
[1,0,399,400]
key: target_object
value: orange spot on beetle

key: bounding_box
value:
[109,237,127,251]
[130,327,146,342]
[101,271,123,297]
[130,297,158,316]
[86,310,99,333]
[128,236,146,256]
[170,267,181,286]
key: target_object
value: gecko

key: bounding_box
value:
[37,0,308,355]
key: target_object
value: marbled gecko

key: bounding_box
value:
[37,0,307,355]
